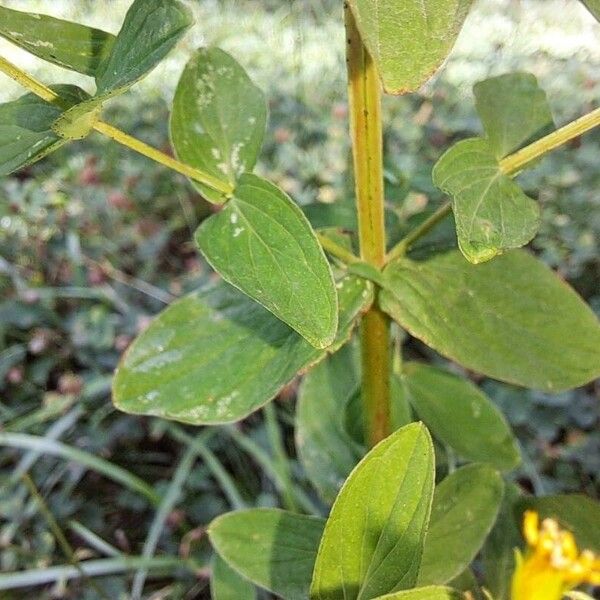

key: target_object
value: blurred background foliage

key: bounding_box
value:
[0,0,599,598]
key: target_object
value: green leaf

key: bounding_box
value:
[403,363,520,470]
[310,423,435,600]
[95,0,193,95]
[380,250,600,392]
[518,494,600,552]
[171,48,267,203]
[580,0,600,21]
[0,86,90,176]
[196,174,338,348]
[0,6,115,77]
[433,138,540,264]
[208,508,325,600]
[347,0,473,94]
[296,344,363,504]
[113,275,371,425]
[474,73,554,159]
[211,555,256,600]
[482,484,522,600]
[372,587,464,600]
[418,464,505,585]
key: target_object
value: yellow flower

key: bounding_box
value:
[511,510,600,600]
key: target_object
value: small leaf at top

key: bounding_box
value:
[372,587,464,600]
[347,0,474,94]
[211,555,256,600]
[113,275,372,425]
[209,508,325,600]
[380,250,600,392]
[433,138,540,263]
[418,464,505,585]
[0,6,115,77]
[580,0,600,21]
[403,362,520,471]
[474,72,555,159]
[0,85,90,177]
[95,0,193,95]
[196,174,338,348]
[310,423,435,600]
[171,47,267,203]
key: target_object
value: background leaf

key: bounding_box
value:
[209,509,325,600]
[403,362,520,470]
[311,423,435,600]
[171,47,267,203]
[0,86,90,176]
[296,344,362,504]
[482,484,522,600]
[381,250,600,392]
[517,494,600,552]
[211,555,256,600]
[113,276,371,425]
[417,464,505,585]
[0,6,115,77]
[373,587,464,600]
[196,174,338,348]
[347,0,473,94]
[474,72,554,159]
[433,138,540,263]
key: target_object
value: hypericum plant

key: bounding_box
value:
[1,1,599,599]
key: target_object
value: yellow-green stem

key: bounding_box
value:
[499,106,600,174]
[0,55,233,196]
[316,232,360,264]
[345,5,391,447]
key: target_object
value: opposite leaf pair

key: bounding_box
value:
[209,423,505,600]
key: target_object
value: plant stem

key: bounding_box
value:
[0,55,233,196]
[386,201,452,262]
[316,232,360,264]
[499,106,600,174]
[345,5,391,447]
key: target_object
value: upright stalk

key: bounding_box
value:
[345,5,391,447]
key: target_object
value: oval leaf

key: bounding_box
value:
[196,174,338,348]
[310,423,435,600]
[113,276,371,425]
[171,48,267,203]
[0,6,115,77]
[0,86,90,176]
[433,138,540,264]
[296,344,363,504]
[95,0,193,95]
[348,0,474,94]
[418,464,505,585]
[381,250,600,392]
[403,362,520,470]
[211,555,256,600]
[209,508,325,600]
[474,72,554,159]
[373,587,464,600]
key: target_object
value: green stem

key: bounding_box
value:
[386,201,452,262]
[316,232,360,265]
[499,106,600,174]
[0,55,233,196]
[345,5,391,447]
